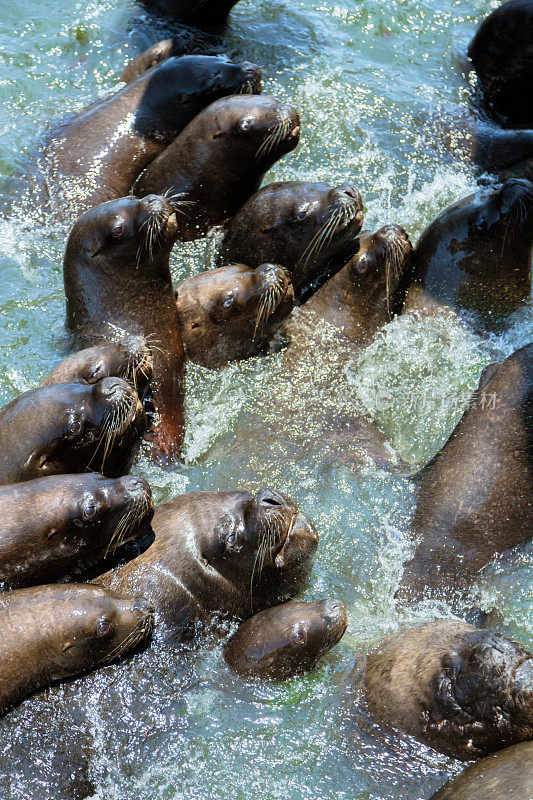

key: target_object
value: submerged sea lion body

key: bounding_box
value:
[0,378,145,485]
[363,620,533,761]
[0,474,153,590]
[64,195,185,459]
[429,741,533,800]
[0,584,154,717]
[217,181,364,297]
[223,598,347,680]
[403,179,533,326]
[175,263,294,368]
[135,95,301,240]
[37,55,262,220]
[97,489,319,638]
[397,344,533,607]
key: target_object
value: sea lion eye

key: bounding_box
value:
[87,363,105,383]
[295,208,308,222]
[112,222,124,239]
[69,419,83,436]
[83,504,97,521]
[95,617,112,637]
[238,115,254,133]
[222,292,235,309]
[293,627,307,645]
[227,532,237,545]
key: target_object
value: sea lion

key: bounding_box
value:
[468,0,533,127]
[135,95,301,240]
[0,584,154,717]
[0,378,145,485]
[287,224,414,343]
[396,343,532,608]
[97,489,319,639]
[402,179,533,326]
[362,620,533,761]
[64,195,184,460]
[0,473,153,590]
[175,263,294,368]
[223,598,347,680]
[139,0,241,27]
[37,55,262,220]
[217,181,364,297]
[41,337,153,398]
[429,741,533,800]
[206,224,412,476]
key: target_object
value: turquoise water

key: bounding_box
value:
[0,1,531,798]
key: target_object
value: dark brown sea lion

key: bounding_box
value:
[0,474,153,590]
[396,343,532,607]
[175,263,294,368]
[429,741,533,800]
[120,39,177,84]
[38,55,262,220]
[362,620,533,761]
[403,179,533,326]
[468,0,533,127]
[0,378,145,486]
[41,336,153,398]
[223,598,347,680]
[64,195,184,460]
[135,95,301,240]
[97,489,319,639]
[139,0,241,27]
[0,584,154,717]
[217,181,364,297]
[288,224,414,343]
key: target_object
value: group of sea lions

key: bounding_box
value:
[2,0,533,798]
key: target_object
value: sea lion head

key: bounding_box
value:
[194,488,319,613]
[50,473,154,561]
[218,181,364,294]
[426,628,533,760]
[53,585,155,670]
[0,473,154,588]
[65,195,180,276]
[347,224,414,317]
[134,55,262,138]
[223,598,347,680]
[0,378,146,484]
[42,336,154,398]
[206,94,300,168]
[176,263,294,367]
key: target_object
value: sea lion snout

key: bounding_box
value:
[254,488,286,508]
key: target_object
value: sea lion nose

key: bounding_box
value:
[98,377,129,403]
[141,194,168,214]
[337,184,362,205]
[132,599,155,616]
[122,475,151,499]
[513,658,533,696]
[255,488,286,508]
